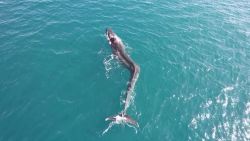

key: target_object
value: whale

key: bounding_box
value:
[105,28,140,127]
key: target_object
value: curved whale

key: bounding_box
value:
[105,28,140,127]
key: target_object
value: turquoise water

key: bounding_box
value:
[1,0,250,140]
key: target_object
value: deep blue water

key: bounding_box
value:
[0,0,250,140]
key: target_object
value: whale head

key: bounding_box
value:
[106,28,119,45]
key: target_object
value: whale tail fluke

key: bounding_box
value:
[105,113,139,128]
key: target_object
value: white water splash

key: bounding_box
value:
[103,54,120,79]
[222,86,234,93]
[50,49,72,55]
[212,126,217,139]
[245,102,250,114]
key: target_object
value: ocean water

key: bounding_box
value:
[1,0,250,140]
